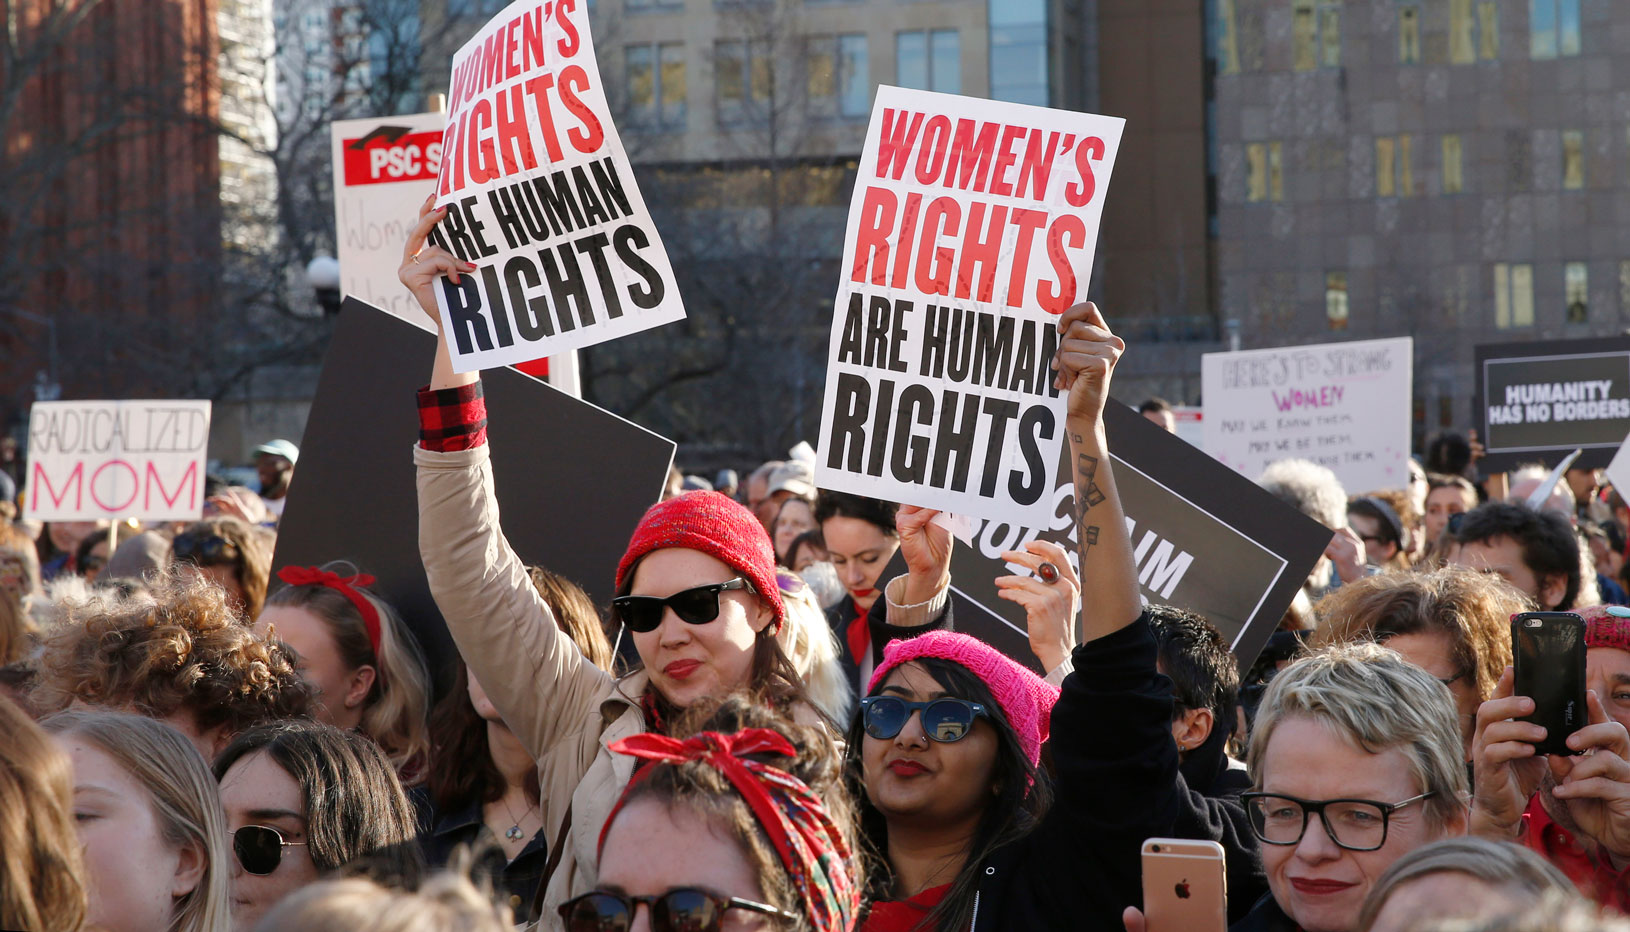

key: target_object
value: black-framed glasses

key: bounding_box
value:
[611,578,750,633]
[173,532,237,565]
[859,696,988,743]
[558,887,797,932]
[1240,792,1435,851]
[231,825,307,875]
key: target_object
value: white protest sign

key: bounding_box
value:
[1202,337,1412,492]
[815,85,1124,525]
[330,112,446,331]
[25,401,212,522]
[429,0,684,372]
[1604,434,1630,501]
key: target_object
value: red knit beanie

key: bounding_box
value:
[1577,605,1630,653]
[616,491,786,630]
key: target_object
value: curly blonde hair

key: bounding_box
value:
[1312,564,1524,706]
[34,571,310,743]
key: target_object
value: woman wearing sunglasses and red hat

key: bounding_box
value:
[398,207,951,923]
[848,303,1185,931]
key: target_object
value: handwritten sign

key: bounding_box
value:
[428,0,684,372]
[1202,337,1412,493]
[815,85,1124,525]
[25,401,212,522]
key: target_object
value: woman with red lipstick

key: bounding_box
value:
[1227,643,1470,932]
[399,207,949,924]
[846,302,1187,931]
[816,492,954,690]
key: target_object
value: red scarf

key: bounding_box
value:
[847,599,871,669]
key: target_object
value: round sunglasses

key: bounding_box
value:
[859,696,988,743]
[558,887,796,932]
[231,825,306,875]
[610,578,750,633]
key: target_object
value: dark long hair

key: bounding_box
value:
[845,657,1053,932]
[426,661,540,811]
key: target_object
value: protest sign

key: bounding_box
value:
[936,401,1329,673]
[331,112,447,330]
[1201,337,1412,493]
[427,0,685,373]
[815,85,1124,526]
[25,400,212,522]
[1476,336,1630,471]
[271,297,675,677]
[1605,434,1630,502]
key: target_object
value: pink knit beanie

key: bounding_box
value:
[867,630,1061,767]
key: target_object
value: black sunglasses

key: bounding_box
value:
[173,533,237,565]
[859,696,988,743]
[558,887,796,932]
[231,825,307,875]
[611,578,750,633]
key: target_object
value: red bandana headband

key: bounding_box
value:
[276,566,382,655]
[600,728,859,932]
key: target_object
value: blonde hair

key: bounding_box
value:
[1248,642,1469,830]
[526,565,613,670]
[0,696,86,932]
[1422,893,1630,932]
[44,710,231,932]
[1313,565,1524,705]
[250,851,509,932]
[777,577,853,723]
[1358,838,1574,931]
[264,565,431,779]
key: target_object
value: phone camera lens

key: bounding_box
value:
[1152,845,1161,852]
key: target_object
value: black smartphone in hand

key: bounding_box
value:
[1511,611,1588,756]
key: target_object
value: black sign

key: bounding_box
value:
[930,401,1330,673]
[272,298,675,681]
[1476,337,1630,471]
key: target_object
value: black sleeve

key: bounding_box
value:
[1006,614,1184,927]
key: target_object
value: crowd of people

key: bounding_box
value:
[1,209,1629,932]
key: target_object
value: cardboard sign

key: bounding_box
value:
[331,112,447,330]
[1605,433,1630,502]
[428,0,685,372]
[1202,337,1412,493]
[270,297,674,678]
[1477,336,1630,471]
[815,85,1124,526]
[25,400,212,522]
[934,402,1330,673]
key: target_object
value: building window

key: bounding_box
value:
[1399,5,1421,64]
[1398,134,1414,197]
[1566,262,1589,322]
[1293,0,1340,69]
[1531,0,1580,59]
[1450,0,1475,63]
[1443,134,1464,193]
[1212,0,1240,75]
[1507,130,1532,191]
[1479,1,1500,59]
[1377,137,1396,197]
[1247,142,1282,202]
[807,34,869,119]
[897,29,960,94]
[628,42,686,129]
[1326,271,1349,330]
[716,40,769,124]
[1494,262,1535,329]
[990,0,1048,104]
[1562,130,1585,189]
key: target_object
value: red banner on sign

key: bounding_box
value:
[342,131,444,186]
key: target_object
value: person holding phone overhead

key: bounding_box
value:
[1468,605,1630,911]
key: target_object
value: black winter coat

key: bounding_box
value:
[826,591,954,692]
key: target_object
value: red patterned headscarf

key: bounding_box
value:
[599,728,859,932]
[1578,605,1630,653]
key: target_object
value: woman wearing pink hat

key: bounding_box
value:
[848,303,1184,931]
[398,209,951,922]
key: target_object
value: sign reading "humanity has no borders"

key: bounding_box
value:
[1477,336,1630,471]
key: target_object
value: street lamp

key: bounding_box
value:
[0,308,61,400]
[307,255,341,316]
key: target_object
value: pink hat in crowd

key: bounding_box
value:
[1579,605,1630,653]
[867,630,1062,767]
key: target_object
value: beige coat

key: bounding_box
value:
[416,442,943,927]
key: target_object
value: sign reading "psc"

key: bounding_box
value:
[341,127,443,186]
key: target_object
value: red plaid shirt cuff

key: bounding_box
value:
[416,381,488,451]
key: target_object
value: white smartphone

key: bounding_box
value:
[1141,838,1227,932]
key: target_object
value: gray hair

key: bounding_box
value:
[1248,641,1469,831]
[1358,838,1575,931]
[1259,459,1348,594]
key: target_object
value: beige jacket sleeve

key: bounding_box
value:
[415,443,613,762]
